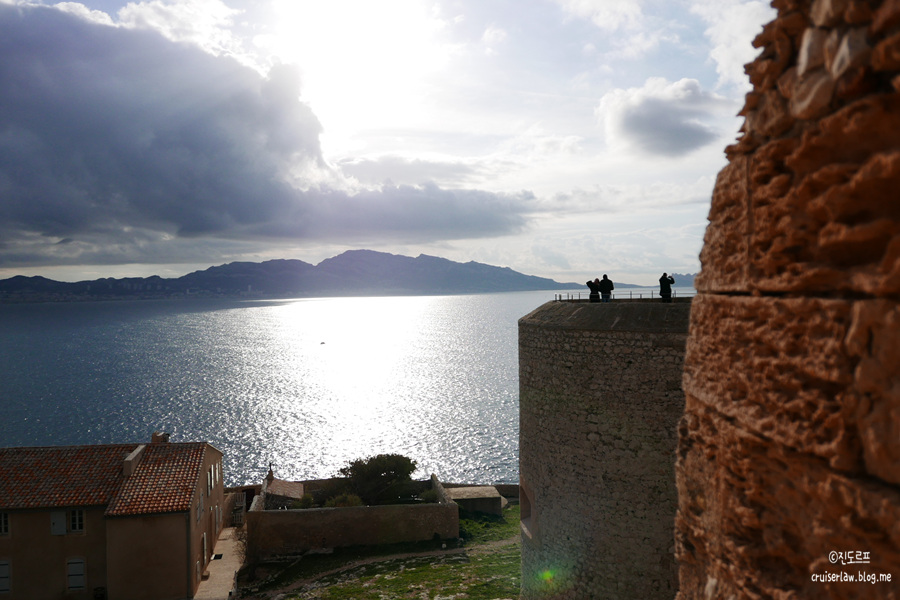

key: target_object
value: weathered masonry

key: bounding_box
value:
[676,0,900,597]
[518,299,690,599]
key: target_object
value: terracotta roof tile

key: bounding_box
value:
[106,443,206,516]
[0,442,213,516]
[0,445,136,509]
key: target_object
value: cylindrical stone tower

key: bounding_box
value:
[677,1,900,598]
[519,300,690,599]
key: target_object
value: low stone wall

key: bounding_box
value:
[493,483,520,500]
[246,503,458,558]
[294,476,431,504]
[246,474,459,559]
[441,481,520,501]
[519,300,689,599]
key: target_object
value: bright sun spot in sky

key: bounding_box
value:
[263,0,453,156]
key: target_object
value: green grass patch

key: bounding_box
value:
[459,503,520,544]
[241,503,522,599]
[245,538,455,592]
[292,543,520,599]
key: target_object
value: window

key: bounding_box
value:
[0,512,8,536]
[50,511,83,535]
[196,495,203,523]
[66,559,85,591]
[0,560,9,593]
[69,510,84,533]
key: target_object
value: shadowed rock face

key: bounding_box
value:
[677,1,900,599]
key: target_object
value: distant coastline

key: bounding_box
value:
[0,249,695,304]
[0,249,574,304]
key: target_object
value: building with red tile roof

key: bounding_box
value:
[0,435,225,600]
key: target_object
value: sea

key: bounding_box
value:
[0,287,693,488]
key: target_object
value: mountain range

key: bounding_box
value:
[0,250,696,302]
[0,250,573,301]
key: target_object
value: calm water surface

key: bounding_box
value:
[0,291,568,486]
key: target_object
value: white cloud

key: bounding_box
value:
[550,0,694,63]
[501,125,584,158]
[120,0,251,62]
[481,25,507,55]
[537,176,715,216]
[54,0,253,65]
[689,0,775,91]
[552,0,644,32]
[596,77,735,156]
[605,28,667,60]
[54,2,115,25]
[336,155,487,188]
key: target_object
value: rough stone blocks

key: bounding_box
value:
[519,301,688,599]
[678,0,900,598]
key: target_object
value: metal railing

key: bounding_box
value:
[554,289,697,302]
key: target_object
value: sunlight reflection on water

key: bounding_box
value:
[0,291,557,486]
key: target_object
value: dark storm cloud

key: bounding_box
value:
[0,5,530,268]
[598,78,732,157]
[618,101,717,156]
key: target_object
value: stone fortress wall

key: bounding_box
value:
[246,474,458,558]
[677,0,900,598]
[518,299,690,599]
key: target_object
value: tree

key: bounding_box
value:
[338,453,417,505]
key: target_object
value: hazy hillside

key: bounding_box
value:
[0,250,581,301]
[669,273,696,288]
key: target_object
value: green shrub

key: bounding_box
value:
[289,494,315,509]
[338,453,417,505]
[325,493,364,508]
[418,489,439,503]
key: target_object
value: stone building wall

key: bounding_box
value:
[246,486,459,559]
[519,300,690,599]
[677,0,900,598]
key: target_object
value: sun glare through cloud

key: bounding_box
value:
[261,0,453,157]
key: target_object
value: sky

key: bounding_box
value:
[0,0,775,285]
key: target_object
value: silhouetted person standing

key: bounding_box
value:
[586,278,601,302]
[659,272,675,302]
[598,274,614,302]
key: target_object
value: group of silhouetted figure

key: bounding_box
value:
[586,272,676,302]
[585,274,615,303]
